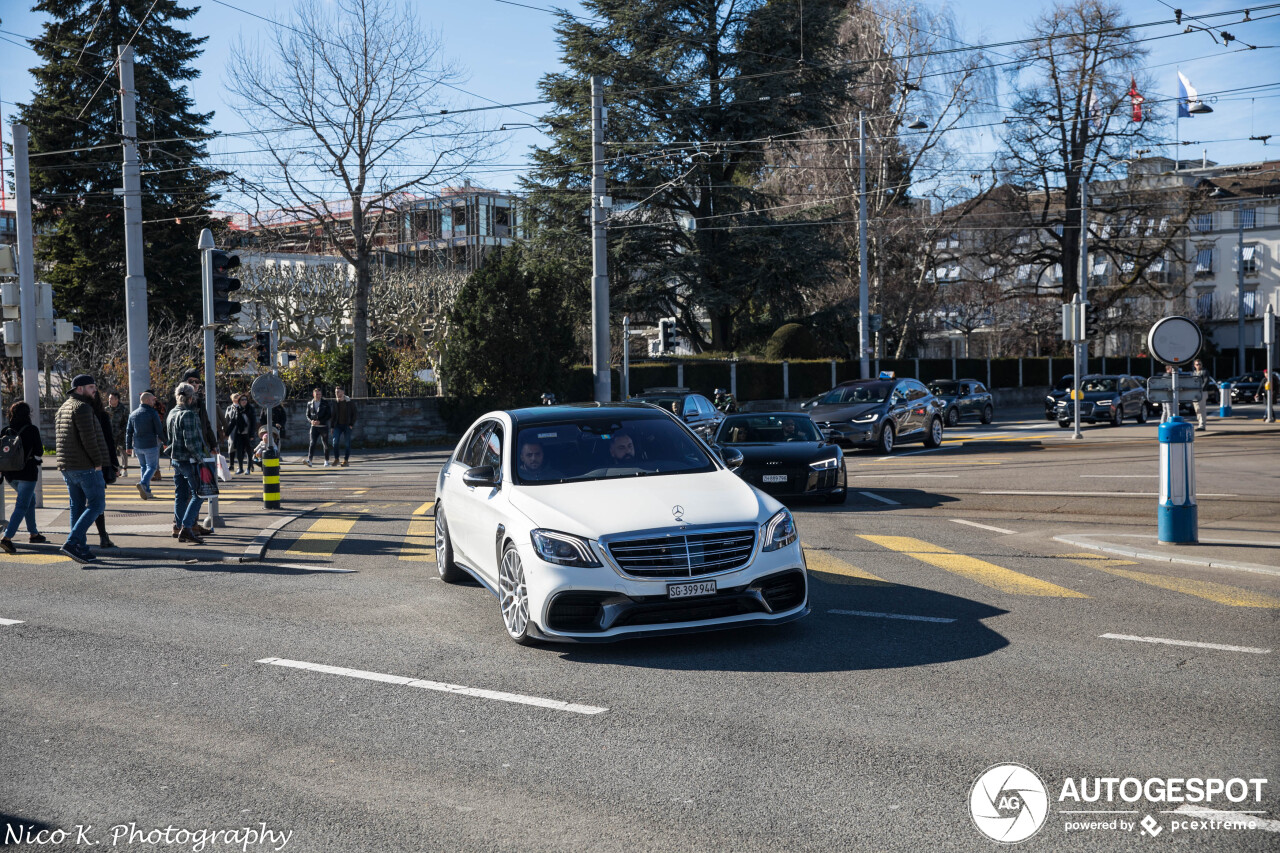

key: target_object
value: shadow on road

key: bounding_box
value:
[556,573,1008,673]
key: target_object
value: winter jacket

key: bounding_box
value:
[332,399,358,427]
[167,403,210,464]
[306,399,333,427]
[125,404,165,451]
[2,422,44,483]
[96,409,121,474]
[107,404,128,447]
[55,394,109,471]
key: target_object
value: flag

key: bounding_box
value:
[1177,71,1200,117]
[1129,77,1144,122]
[1088,91,1103,131]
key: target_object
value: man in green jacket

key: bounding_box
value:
[55,374,109,564]
[166,383,212,544]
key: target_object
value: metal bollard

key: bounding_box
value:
[1218,382,1232,418]
[1157,417,1197,544]
[262,446,281,509]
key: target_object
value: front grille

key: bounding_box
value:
[606,528,756,579]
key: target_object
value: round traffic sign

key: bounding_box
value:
[1147,316,1203,365]
[251,373,287,407]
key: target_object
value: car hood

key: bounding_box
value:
[507,469,775,540]
[729,442,833,464]
[808,402,884,421]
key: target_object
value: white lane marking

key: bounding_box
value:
[1100,633,1271,655]
[258,658,608,715]
[950,518,1016,535]
[1080,474,1158,478]
[271,563,356,573]
[982,490,1238,498]
[828,609,955,624]
[0,617,25,626]
[1171,806,1280,832]
[858,491,899,505]
[851,473,958,478]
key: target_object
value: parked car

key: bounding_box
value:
[630,387,724,440]
[1227,372,1265,402]
[808,376,946,454]
[714,413,847,504]
[1054,374,1148,427]
[1045,374,1075,420]
[928,378,994,426]
[434,403,809,643]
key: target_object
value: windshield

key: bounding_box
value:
[515,416,716,484]
[634,396,681,413]
[929,381,959,396]
[1054,375,1074,391]
[1081,377,1119,392]
[820,383,891,405]
[717,414,822,443]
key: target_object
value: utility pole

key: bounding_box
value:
[1074,162,1089,441]
[1235,200,1245,376]
[118,45,151,413]
[198,228,220,527]
[12,125,42,508]
[590,75,612,402]
[857,111,871,379]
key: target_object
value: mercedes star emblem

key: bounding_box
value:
[672,505,685,522]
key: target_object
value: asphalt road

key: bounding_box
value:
[3,413,1277,852]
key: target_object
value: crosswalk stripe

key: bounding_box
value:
[285,509,360,556]
[412,502,433,517]
[802,546,890,585]
[859,535,1088,598]
[401,518,436,563]
[0,554,71,564]
[1059,553,1280,608]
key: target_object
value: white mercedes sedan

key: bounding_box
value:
[434,403,810,644]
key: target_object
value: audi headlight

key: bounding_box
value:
[1099,399,1115,407]
[809,456,840,470]
[530,529,601,567]
[851,412,879,423]
[761,509,798,552]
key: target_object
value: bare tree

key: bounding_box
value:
[227,0,494,396]
[238,264,356,352]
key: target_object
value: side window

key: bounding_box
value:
[959,383,971,396]
[974,383,987,394]
[482,425,503,471]
[683,397,699,417]
[905,381,928,402]
[696,396,716,417]
[459,422,496,468]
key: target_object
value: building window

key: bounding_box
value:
[1194,248,1213,275]
[1196,292,1214,319]
[1243,290,1258,318]
[1194,213,1213,233]
[1241,245,1259,275]
[1240,208,1256,229]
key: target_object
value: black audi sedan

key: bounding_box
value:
[714,413,847,504]
[808,375,945,454]
[1054,374,1148,427]
[1044,374,1075,420]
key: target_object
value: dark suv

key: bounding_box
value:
[808,377,946,454]
[630,387,724,440]
[928,378,995,426]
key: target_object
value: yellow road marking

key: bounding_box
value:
[2,554,71,564]
[859,535,1087,598]
[400,518,436,562]
[1058,553,1280,608]
[285,505,357,556]
[412,501,433,517]
[802,545,891,585]
[855,460,1002,466]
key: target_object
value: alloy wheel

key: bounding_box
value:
[499,546,531,642]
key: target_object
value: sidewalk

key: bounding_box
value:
[1052,526,1280,577]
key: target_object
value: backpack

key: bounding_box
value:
[0,427,26,472]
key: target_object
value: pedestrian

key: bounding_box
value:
[89,391,121,548]
[253,424,278,462]
[305,386,332,467]
[0,401,48,554]
[224,393,254,474]
[240,394,259,473]
[331,386,357,467]
[148,391,166,483]
[180,368,220,451]
[126,391,166,499]
[260,403,286,455]
[166,382,211,544]
[106,391,129,476]
[54,374,109,564]
[1256,368,1274,407]
[1191,359,1208,431]
[1160,364,1175,423]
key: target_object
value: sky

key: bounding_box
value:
[1,0,1277,211]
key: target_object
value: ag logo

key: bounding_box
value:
[969,763,1049,843]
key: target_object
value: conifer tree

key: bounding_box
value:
[18,0,221,325]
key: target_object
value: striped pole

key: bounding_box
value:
[262,446,281,509]
[1157,417,1196,544]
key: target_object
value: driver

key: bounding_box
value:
[608,432,637,464]
[780,418,800,441]
[518,440,559,479]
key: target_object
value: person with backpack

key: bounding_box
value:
[0,402,48,554]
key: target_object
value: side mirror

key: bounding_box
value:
[462,465,498,488]
[720,447,744,470]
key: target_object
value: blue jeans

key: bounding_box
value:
[135,445,160,489]
[4,478,39,539]
[331,425,352,461]
[61,469,106,551]
[172,461,205,530]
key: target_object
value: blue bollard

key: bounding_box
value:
[1158,417,1197,544]
[1218,382,1232,418]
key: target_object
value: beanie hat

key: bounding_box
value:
[71,374,95,390]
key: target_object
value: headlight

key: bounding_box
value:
[530,529,601,567]
[761,509,797,552]
[809,456,840,470]
[1099,399,1115,407]
[851,412,879,423]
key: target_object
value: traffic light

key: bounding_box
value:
[210,250,242,324]
[658,317,675,354]
[255,330,271,366]
[1084,302,1099,337]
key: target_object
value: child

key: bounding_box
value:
[252,425,280,461]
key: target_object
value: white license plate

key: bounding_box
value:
[762,474,788,483]
[668,580,717,599]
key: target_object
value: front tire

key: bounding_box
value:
[877,423,895,454]
[946,407,959,427]
[923,417,944,448]
[1110,406,1123,427]
[1136,404,1148,424]
[498,542,535,645]
[1058,420,1071,429]
[980,405,993,424]
[434,505,466,583]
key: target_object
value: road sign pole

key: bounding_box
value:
[1148,316,1203,545]
[1265,304,1275,423]
[1072,294,1083,440]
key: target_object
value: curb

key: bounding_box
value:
[241,505,320,563]
[1052,534,1280,577]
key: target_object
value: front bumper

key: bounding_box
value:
[1055,403,1113,423]
[738,465,846,499]
[818,421,878,447]
[522,539,809,642]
